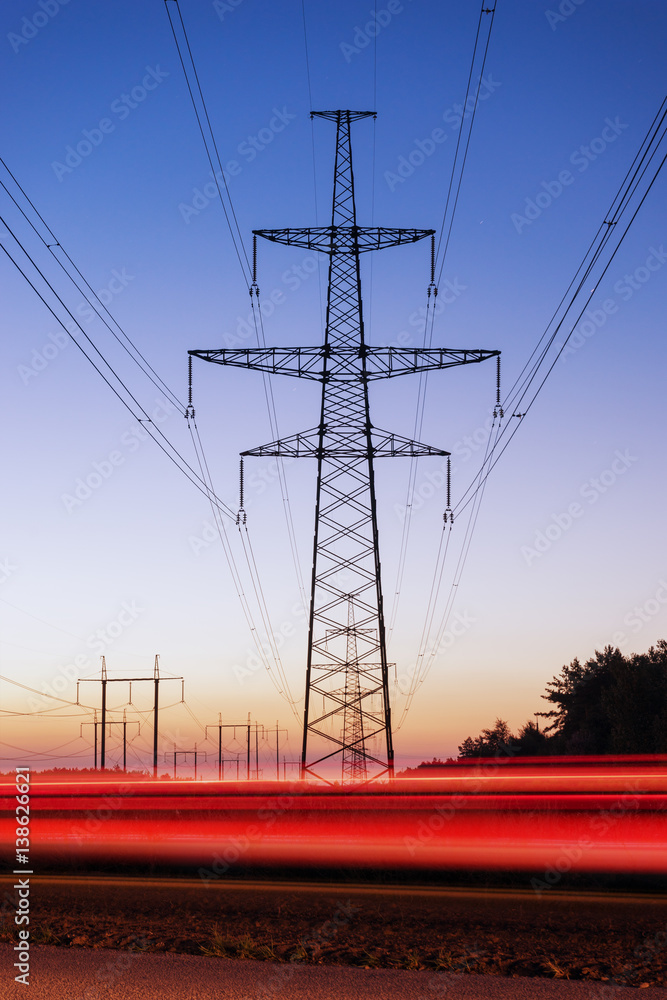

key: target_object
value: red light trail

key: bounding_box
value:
[2,757,665,874]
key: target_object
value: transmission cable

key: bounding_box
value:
[2,150,304,715]
[499,96,667,421]
[387,285,438,640]
[453,99,667,520]
[0,674,95,710]
[0,217,238,521]
[165,0,307,670]
[388,3,498,641]
[0,158,185,414]
[434,1,497,283]
[396,416,500,727]
[397,99,667,723]
[250,295,309,614]
[187,410,301,718]
[0,595,93,643]
[182,700,207,735]
[237,521,299,714]
[300,0,325,329]
[164,0,251,285]
[0,736,85,757]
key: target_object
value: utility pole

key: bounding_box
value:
[104,710,141,771]
[204,717,253,780]
[78,656,183,775]
[217,713,222,780]
[100,656,107,769]
[282,757,300,780]
[168,746,207,780]
[248,719,265,779]
[190,110,499,783]
[80,713,99,770]
[153,655,159,778]
[206,713,224,780]
[271,721,288,781]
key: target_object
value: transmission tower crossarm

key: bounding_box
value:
[241,426,449,458]
[364,347,500,377]
[188,347,499,381]
[253,226,435,254]
[189,346,325,380]
[311,110,376,123]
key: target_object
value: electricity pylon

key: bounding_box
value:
[190,110,499,783]
[341,597,367,782]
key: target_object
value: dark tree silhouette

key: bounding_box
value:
[458,639,667,758]
[458,718,517,758]
[603,640,667,753]
[515,719,551,755]
[538,646,625,753]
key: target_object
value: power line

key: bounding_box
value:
[387,282,439,641]
[434,1,497,283]
[0,214,237,521]
[301,0,314,111]
[0,736,86,756]
[164,0,251,284]
[453,98,667,520]
[394,96,667,725]
[187,402,302,705]
[396,416,500,727]
[0,673,95,709]
[0,158,306,720]
[0,709,89,718]
[250,296,308,615]
[3,158,304,696]
[0,671,195,718]
[388,2,498,645]
[186,412,301,717]
[0,595,92,643]
[164,0,307,690]
[0,159,185,415]
[237,523,299,712]
[300,0,325,330]
[1,159,303,713]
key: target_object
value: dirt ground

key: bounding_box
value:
[1,876,666,988]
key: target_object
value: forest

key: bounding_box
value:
[456,640,667,757]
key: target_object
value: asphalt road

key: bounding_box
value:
[7,872,667,903]
[2,945,666,999]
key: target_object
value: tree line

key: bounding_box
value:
[457,640,667,758]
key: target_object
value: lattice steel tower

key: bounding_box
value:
[190,110,498,783]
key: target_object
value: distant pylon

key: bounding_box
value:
[190,110,499,783]
[342,597,367,783]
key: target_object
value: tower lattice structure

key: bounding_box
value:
[190,110,499,783]
[341,597,368,783]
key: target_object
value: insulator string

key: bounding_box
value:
[444,456,453,524]
[187,353,194,415]
[237,457,246,525]
[493,354,503,419]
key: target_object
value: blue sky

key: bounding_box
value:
[1,0,666,774]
